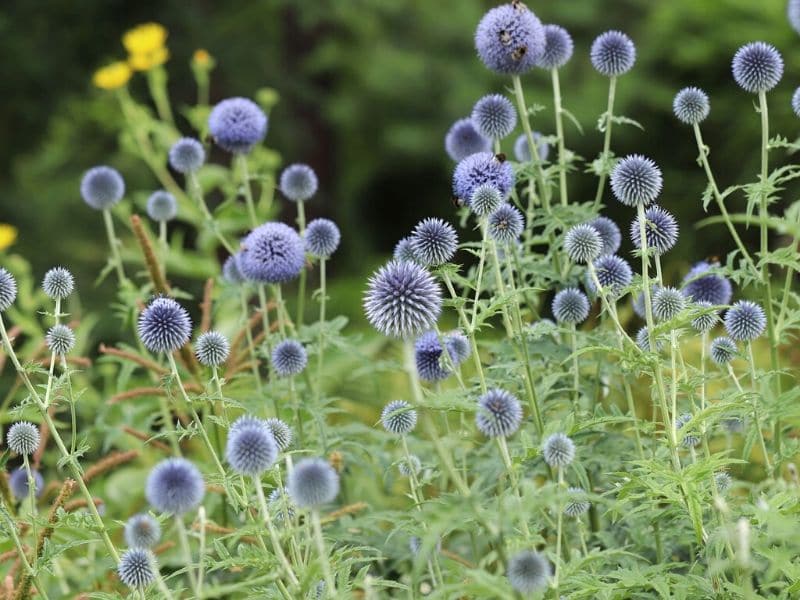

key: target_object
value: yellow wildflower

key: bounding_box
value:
[128,46,170,71]
[193,49,212,66]
[92,61,132,90]
[122,23,168,55]
[0,224,18,251]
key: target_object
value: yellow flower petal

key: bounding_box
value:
[122,22,168,55]
[0,224,18,251]
[193,49,211,66]
[128,47,170,71]
[92,61,132,90]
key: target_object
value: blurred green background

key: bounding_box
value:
[1,0,799,326]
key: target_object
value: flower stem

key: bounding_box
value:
[746,342,772,473]
[254,479,301,588]
[593,76,617,210]
[102,208,127,285]
[175,516,199,595]
[236,154,258,227]
[0,499,50,599]
[551,67,569,207]
[188,172,236,254]
[311,508,336,597]
[296,202,307,326]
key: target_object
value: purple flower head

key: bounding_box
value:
[145,458,205,515]
[118,548,157,589]
[271,339,307,377]
[380,400,417,435]
[475,3,545,75]
[552,288,590,324]
[488,203,524,244]
[195,331,230,367]
[137,297,191,354]
[471,94,517,140]
[590,30,636,77]
[589,216,621,256]
[508,550,551,594]
[453,152,514,204]
[444,118,491,161]
[42,267,75,300]
[208,97,267,153]
[673,87,710,125]
[724,300,766,341]
[476,388,523,438]
[732,42,783,93]
[564,224,601,264]
[146,190,177,223]
[630,206,678,255]
[226,417,278,476]
[239,222,305,284]
[80,166,125,210]
[611,155,662,207]
[280,164,318,203]
[410,218,458,266]
[287,457,340,508]
[125,514,161,549]
[304,218,341,258]
[0,268,17,312]
[537,24,574,69]
[682,261,732,306]
[513,132,549,163]
[9,467,43,500]
[169,137,205,173]
[587,255,633,298]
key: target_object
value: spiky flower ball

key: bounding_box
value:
[474,3,545,75]
[653,287,685,321]
[488,204,525,244]
[791,0,800,34]
[673,87,710,125]
[513,132,549,163]
[46,324,75,356]
[304,218,341,258]
[682,261,732,306]
[471,94,517,140]
[476,388,523,438]
[590,216,621,256]
[195,331,230,367]
[636,326,664,352]
[124,514,161,549]
[724,300,767,341]
[80,166,125,210]
[280,164,318,203]
[507,550,551,594]
[393,237,419,263]
[710,336,738,365]
[42,267,75,300]
[453,152,514,204]
[611,155,663,207]
[676,413,700,448]
[271,339,308,377]
[146,190,177,222]
[265,418,293,451]
[715,472,733,494]
[630,206,678,255]
[398,455,422,477]
[414,331,455,382]
[364,260,442,338]
[145,458,205,515]
[633,285,661,319]
[287,457,340,508]
[564,224,601,264]
[445,332,471,365]
[590,30,636,77]
[9,467,43,500]
[168,137,205,174]
[239,222,305,284]
[445,118,491,162]
[538,24,574,69]
[564,487,591,517]
[552,288,590,324]
[542,432,575,468]
[222,255,246,285]
[589,255,633,297]
[137,297,191,354]
[470,184,503,217]
[381,400,418,435]
[7,422,40,455]
[118,548,156,589]
[226,417,278,476]
[0,268,17,312]
[732,42,783,93]
[208,97,267,153]
[410,218,458,266]
[691,301,720,333]
[793,87,800,117]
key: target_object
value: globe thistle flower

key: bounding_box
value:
[452,152,514,204]
[118,548,157,589]
[9,467,43,500]
[444,331,470,365]
[363,260,442,338]
[792,87,800,117]
[675,413,700,448]
[280,164,319,203]
[0,268,17,312]
[710,336,738,365]
[304,218,341,258]
[681,261,732,306]
[731,42,783,93]
[507,550,551,594]
[715,472,733,494]
[271,339,308,377]
[137,297,192,354]
[552,288,590,324]
[636,326,664,352]
[398,455,422,477]
[691,301,721,333]
[80,166,125,210]
[564,487,591,517]
[475,388,523,438]
[124,514,161,549]
[513,132,549,163]
[537,24,574,69]
[631,206,678,255]
[673,87,710,125]
[46,324,75,356]
[542,432,575,468]
[632,285,661,319]
[287,457,340,508]
[444,118,492,162]
[610,155,663,207]
[208,97,267,154]
[410,218,458,267]
[588,255,633,297]
[7,422,40,455]
[42,267,75,300]
[226,418,278,476]
[168,137,205,174]
[471,94,517,140]
[414,331,454,382]
[380,400,418,435]
[590,30,636,77]
[145,458,205,515]
[564,224,601,264]
[222,255,246,285]
[264,418,293,451]
[589,216,621,256]
[393,237,419,264]
[146,190,177,223]
[469,184,503,217]
[724,300,767,341]
[195,331,230,367]
[488,204,525,244]
[239,222,305,284]
[653,286,685,321]
[474,3,545,75]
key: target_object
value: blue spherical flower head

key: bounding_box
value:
[42,267,75,300]
[476,388,523,438]
[564,224,601,264]
[222,254,246,285]
[542,432,575,467]
[588,254,633,297]
[399,455,422,477]
[46,324,75,356]
[444,118,491,161]
[414,330,465,382]
[682,261,732,306]
[471,94,517,140]
[364,260,442,338]
[0,268,17,312]
[589,216,621,256]
[732,42,783,93]
[469,184,503,217]
[611,155,662,207]
[208,97,267,153]
[137,297,192,354]
[271,339,307,377]
[280,164,318,203]
[287,457,340,508]
[691,301,721,333]
[538,24,574,69]
[118,548,157,589]
[410,218,458,267]
[146,190,178,223]
[715,472,733,494]
[513,131,549,163]
[444,331,470,365]
[507,550,551,594]
[7,422,40,455]
[195,331,230,367]
[710,336,738,365]
[552,288,590,324]
[631,206,678,255]
[304,218,341,258]
[636,326,664,352]
[792,87,800,117]
[265,418,293,451]
[125,514,162,549]
[653,286,685,321]
[393,237,419,263]
[9,467,43,500]
[673,87,710,125]
[724,300,766,341]
[453,152,514,204]
[239,222,305,284]
[145,457,205,515]
[168,137,205,174]
[381,399,418,434]
[791,0,800,35]
[675,413,700,448]
[226,418,278,476]
[80,166,125,210]
[488,203,524,244]
[590,30,636,77]
[475,3,545,75]
[564,487,591,517]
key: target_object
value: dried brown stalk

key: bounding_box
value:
[82,450,139,484]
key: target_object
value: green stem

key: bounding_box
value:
[570,323,580,412]
[554,467,565,596]
[593,76,617,210]
[239,289,264,395]
[22,455,38,567]
[175,516,199,595]
[441,271,486,393]
[551,68,569,207]
[0,499,50,600]
[296,202,307,326]
[102,208,127,285]
[470,220,490,331]
[254,479,301,588]
[188,172,236,254]
[311,509,336,597]
[146,67,175,126]
[747,342,772,473]
[237,154,259,227]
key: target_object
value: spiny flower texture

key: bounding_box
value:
[715,472,733,494]
[791,0,800,35]
[537,24,574,69]
[630,206,678,255]
[239,222,304,284]
[676,413,700,448]
[564,224,601,264]
[542,432,575,468]
[0,268,17,311]
[444,118,491,162]
[398,455,422,477]
[474,3,545,75]
[146,190,177,222]
[691,301,720,333]
[793,87,800,117]
[271,339,307,377]
[452,152,514,204]
[9,467,43,500]
[507,550,551,594]
[393,237,419,263]
[265,418,293,451]
[552,288,590,324]
[710,336,738,365]
[363,260,442,338]
[589,255,633,297]
[304,218,341,258]
[471,94,517,140]
[226,417,278,476]
[280,164,318,203]
[381,399,418,435]
[732,42,783,93]
[287,457,340,508]
[590,30,636,77]
[145,458,205,515]
[590,216,622,256]
[46,324,75,356]
[137,297,191,354]
[653,286,685,321]
[118,548,156,589]
[168,137,205,174]
[470,184,503,217]
[611,155,663,207]
[475,388,523,438]
[673,87,710,125]
[488,203,524,244]
[724,300,766,341]
[564,487,591,517]
[42,267,74,300]
[80,166,125,211]
[636,326,664,352]
[208,97,267,154]
[513,132,549,163]
[7,422,40,455]
[682,261,732,306]
[445,331,470,364]
[125,514,161,549]
[410,218,458,266]
[633,285,661,319]
[414,330,468,382]
[222,255,245,285]
[195,331,230,367]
